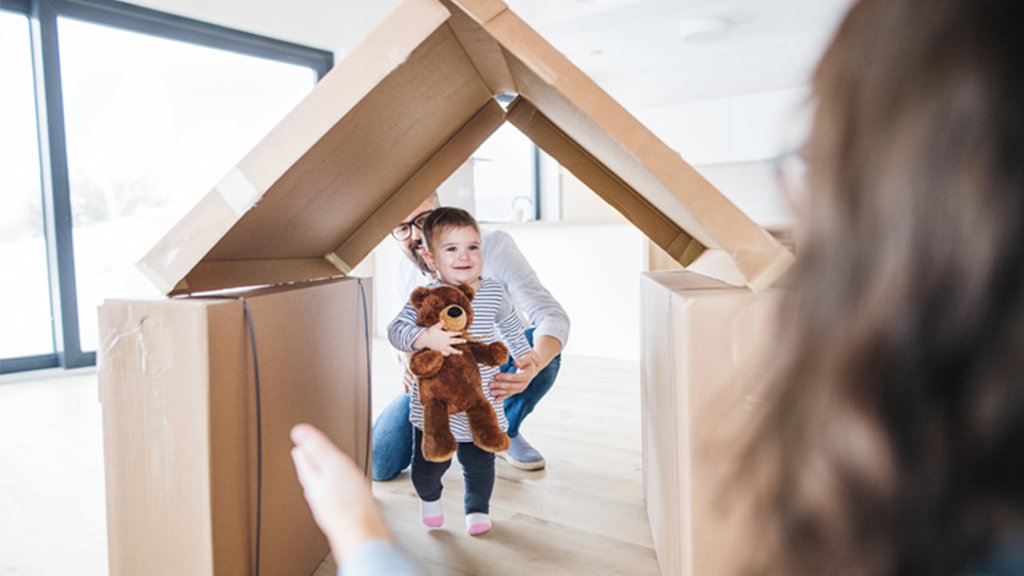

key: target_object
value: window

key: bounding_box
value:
[440,121,550,224]
[58,17,317,351]
[0,0,331,373]
[0,10,52,360]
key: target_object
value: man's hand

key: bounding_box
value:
[412,321,465,356]
[489,349,542,400]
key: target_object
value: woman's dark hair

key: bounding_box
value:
[421,207,480,253]
[747,0,1024,574]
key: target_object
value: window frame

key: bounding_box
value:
[0,0,332,374]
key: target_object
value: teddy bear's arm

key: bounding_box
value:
[409,349,445,378]
[466,340,509,367]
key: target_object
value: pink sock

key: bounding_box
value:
[421,499,443,528]
[466,512,491,536]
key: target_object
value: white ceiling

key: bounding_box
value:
[503,0,854,110]
[130,0,854,111]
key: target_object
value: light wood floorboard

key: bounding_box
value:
[0,339,658,575]
[345,341,660,576]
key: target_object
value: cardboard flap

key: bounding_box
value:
[507,98,705,267]
[139,0,793,296]
[140,0,493,295]
[452,0,794,289]
[327,99,508,274]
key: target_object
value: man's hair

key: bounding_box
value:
[421,207,480,252]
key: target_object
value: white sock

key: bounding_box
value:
[421,499,444,528]
[466,512,492,536]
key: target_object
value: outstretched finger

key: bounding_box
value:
[291,424,340,470]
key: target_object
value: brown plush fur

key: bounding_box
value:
[408,283,510,462]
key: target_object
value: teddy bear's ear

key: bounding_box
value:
[456,282,475,302]
[410,287,431,307]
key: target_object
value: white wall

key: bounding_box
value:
[372,219,645,361]
[634,86,810,227]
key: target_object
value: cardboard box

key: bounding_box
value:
[97,278,371,575]
[137,0,792,297]
[640,271,780,576]
[113,0,794,572]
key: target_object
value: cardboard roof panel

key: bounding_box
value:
[456,0,793,288]
[329,99,508,275]
[506,98,705,267]
[139,0,793,296]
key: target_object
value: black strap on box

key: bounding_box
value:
[242,300,264,576]
[357,279,371,476]
[240,278,372,574]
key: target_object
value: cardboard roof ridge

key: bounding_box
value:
[138,0,794,296]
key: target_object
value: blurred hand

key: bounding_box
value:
[290,423,391,560]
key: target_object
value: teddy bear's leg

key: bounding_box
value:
[464,398,510,453]
[421,398,457,463]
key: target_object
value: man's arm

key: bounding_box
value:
[483,230,569,398]
[482,230,570,354]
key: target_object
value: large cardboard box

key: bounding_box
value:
[640,271,781,576]
[98,278,371,575]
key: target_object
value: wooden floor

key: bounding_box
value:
[0,340,659,575]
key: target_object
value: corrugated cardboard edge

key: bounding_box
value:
[639,273,686,576]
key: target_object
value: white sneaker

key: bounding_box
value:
[498,434,545,471]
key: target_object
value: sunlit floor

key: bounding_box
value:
[0,340,657,575]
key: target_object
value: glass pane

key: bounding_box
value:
[470,123,537,223]
[57,17,317,351]
[0,11,55,359]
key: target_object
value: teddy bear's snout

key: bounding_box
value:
[440,305,468,331]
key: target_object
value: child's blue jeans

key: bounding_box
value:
[372,327,561,481]
[411,427,495,514]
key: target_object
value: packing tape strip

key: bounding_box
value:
[216,167,260,216]
[743,247,796,293]
[324,252,352,274]
[136,259,175,295]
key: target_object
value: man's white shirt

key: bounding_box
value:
[394,229,570,347]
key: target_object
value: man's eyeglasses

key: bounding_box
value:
[390,210,432,241]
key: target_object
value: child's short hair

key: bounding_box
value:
[421,207,480,252]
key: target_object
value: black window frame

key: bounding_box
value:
[0,0,332,375]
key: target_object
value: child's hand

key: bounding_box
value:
[413,321,465,356]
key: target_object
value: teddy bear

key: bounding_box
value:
[408,283,511,462]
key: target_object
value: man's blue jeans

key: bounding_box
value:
[371,328,561,481]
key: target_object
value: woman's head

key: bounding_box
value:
[752,0,1024,574]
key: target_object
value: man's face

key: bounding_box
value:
[395,197,440,274]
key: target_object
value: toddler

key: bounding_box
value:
[387,207,535,536]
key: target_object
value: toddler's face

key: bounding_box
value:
[428,226,483,287]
